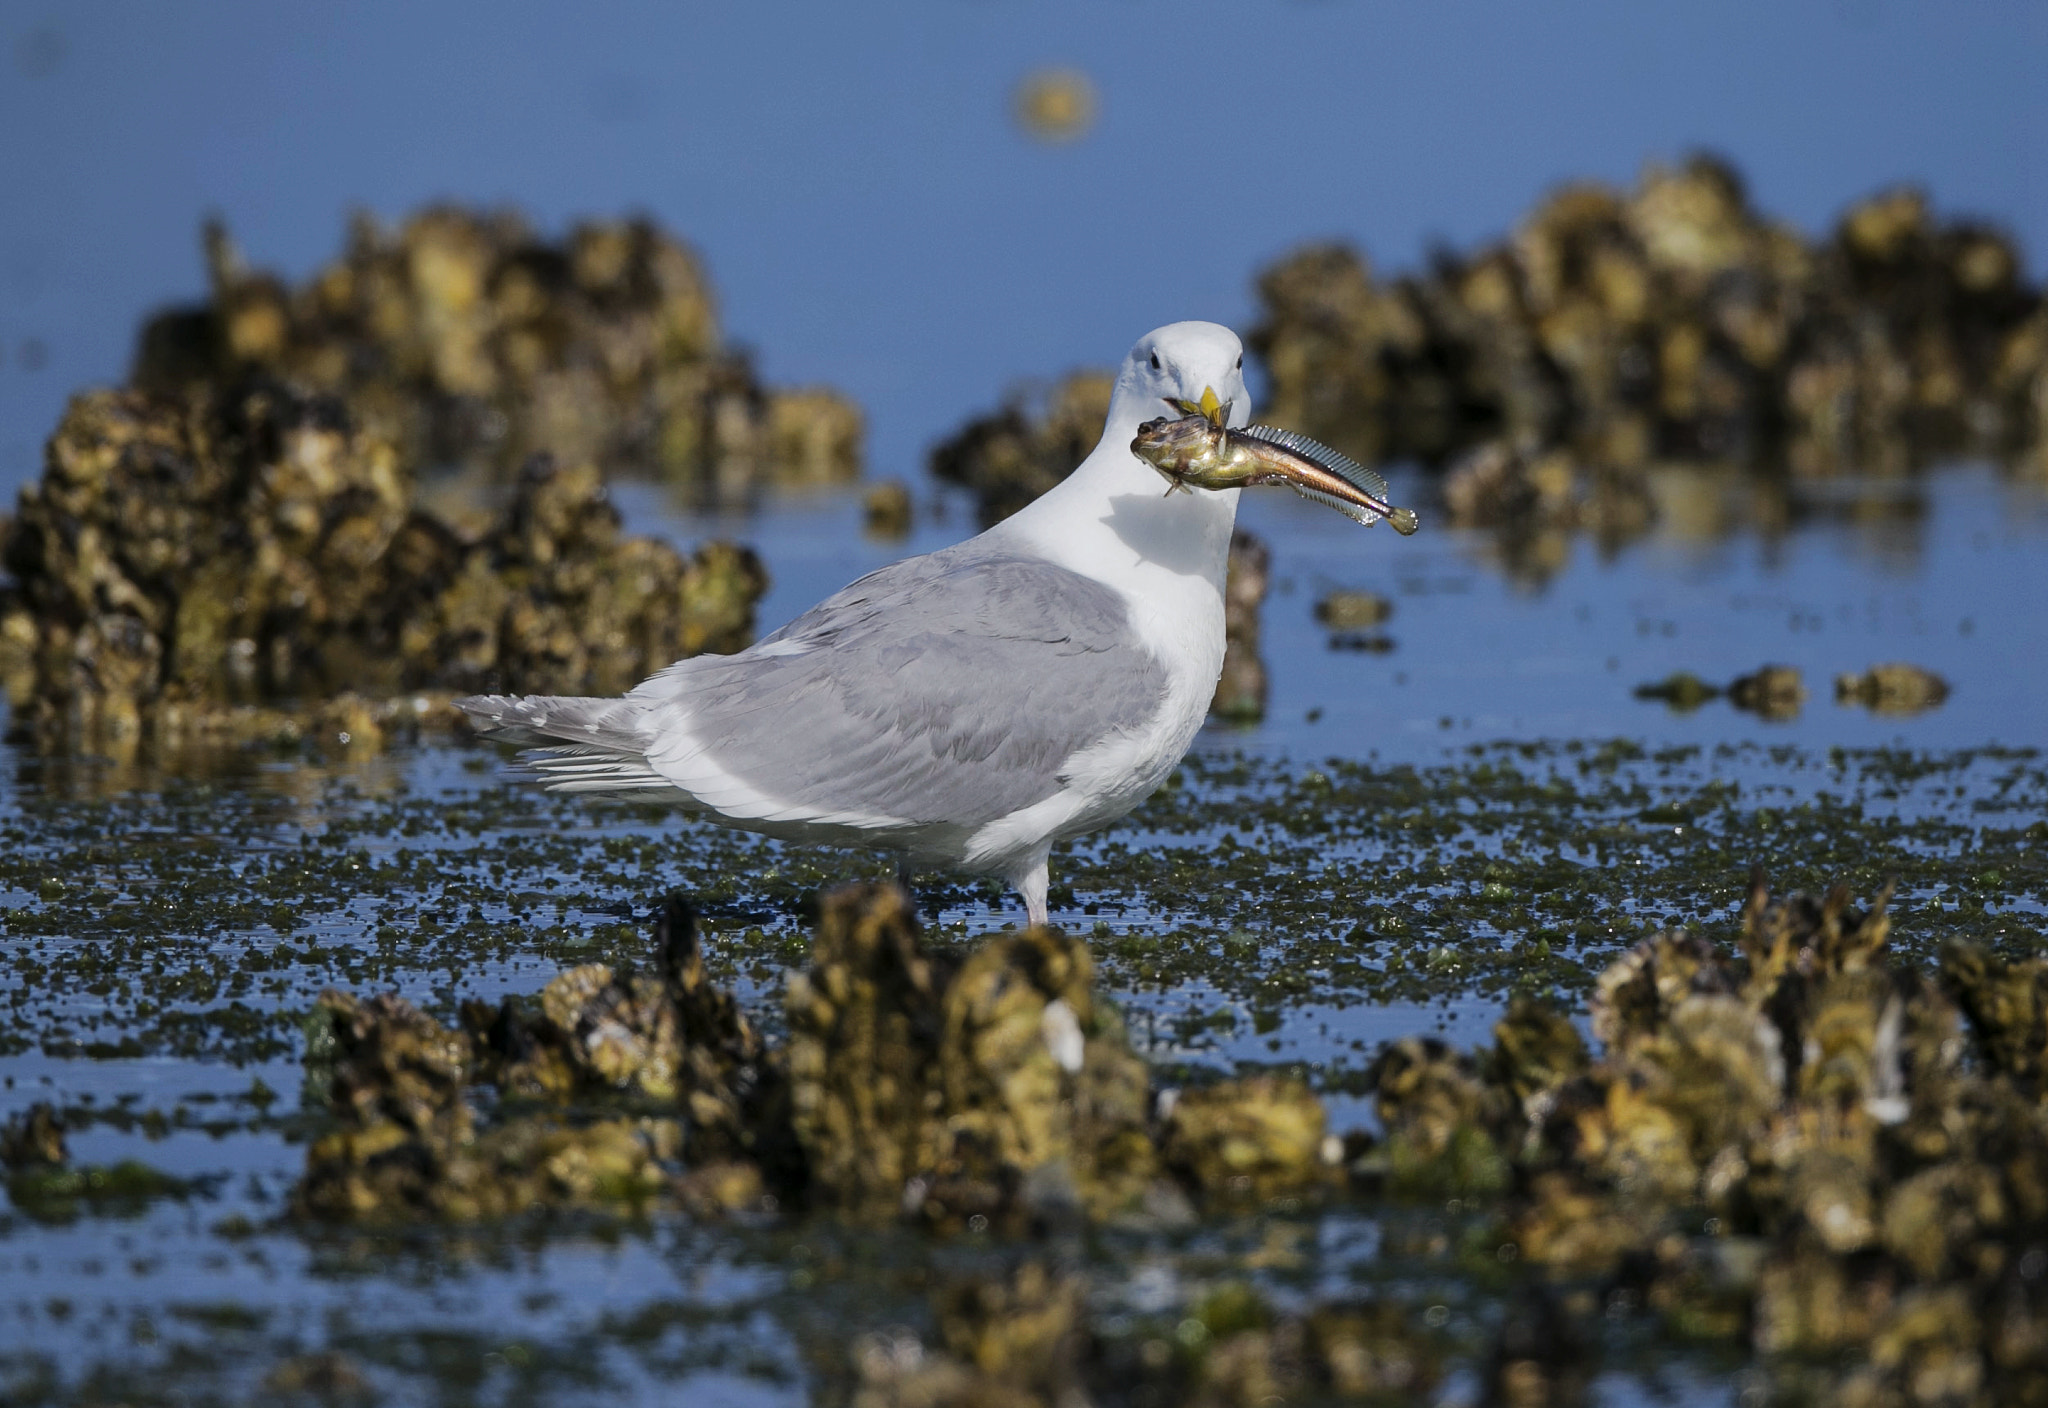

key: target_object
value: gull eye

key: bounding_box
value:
[1236,354,1243,370]
[1149,352,1161,370]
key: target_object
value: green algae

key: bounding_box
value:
[0,739,2041,1074]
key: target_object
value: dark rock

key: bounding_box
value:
[0,383,766,757]
[134,212,861,502]
[928,371,1112,529]
[1251,157,2046,484]
[1836,661,1952,715]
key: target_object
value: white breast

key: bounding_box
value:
[957,430,1241,871]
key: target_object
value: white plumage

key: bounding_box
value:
[460,321,1251,925]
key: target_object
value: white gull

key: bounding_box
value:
[458,320,1250,926]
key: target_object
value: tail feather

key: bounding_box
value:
[456,693,669,796]
[524,745,674,793]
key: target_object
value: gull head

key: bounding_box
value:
[1111,321,1250,435]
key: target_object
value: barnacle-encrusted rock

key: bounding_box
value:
[1939,940,2048,1097]
[292,884,1335,1230]
[1441,439,1655,540]
[134,212,861,500]
[1836,661,1953,715]
[0,1101,67,1171]
[1726,664,1808,721]
[0,383,766,756]
[1159,1073,1330,1206]
[1364,1036,1511,1195]
[1489,996,1591,1123]
[296,894,796,1222]
[1210,529,1269,723]
[785,883,1160,1226]
[1358,872,2048,1406]
[782,883,953,1212]
[296,985,681,1222]
[928,371,1113,528]
[1253,158,2046,488]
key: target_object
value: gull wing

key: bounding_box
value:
[619,543,1172,839]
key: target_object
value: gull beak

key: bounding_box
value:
[1166,386,1232,428]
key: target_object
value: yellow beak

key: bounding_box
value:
[1168,386,1229,427]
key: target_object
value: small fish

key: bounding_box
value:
[1131,392,1419,535]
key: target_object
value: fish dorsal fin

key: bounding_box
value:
[1241,425,1393,502]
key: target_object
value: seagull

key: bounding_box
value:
[459,321,1251,927]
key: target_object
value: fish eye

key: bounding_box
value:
[1149,352,1161,370]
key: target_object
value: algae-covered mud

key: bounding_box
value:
[1,721,2044,1405]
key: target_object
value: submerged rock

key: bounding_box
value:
[1313,588,1393,631]
[1632,671,1721,712]
[1726,663,1807,720]
[850,1262,1446,1408]
[861,478,913,537]
[1836,661,1952,715]
[1,1100,191,1219]
[135,212,861,501]
[0,384,766,756]
[0,1102,67,1177]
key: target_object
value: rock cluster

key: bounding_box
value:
[294,884,1332,1229]
[0,382,766,757]
[296,894,785,1221]
[1635,662,1951,721]
[1364,873,2048,1406]
[136,213,862,501]
[289,871,2048,1401]
[1837,661,1953,716]
[1255,158,2045,485]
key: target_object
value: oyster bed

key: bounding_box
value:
[1,727,2043,1406]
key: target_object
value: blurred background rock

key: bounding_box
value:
[0,380,767,759]
[135,212,862,504]
[1252,158,2046,482]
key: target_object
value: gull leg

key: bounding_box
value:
[1010,852,1051,929]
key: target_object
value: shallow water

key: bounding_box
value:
[4,463,2046,1405]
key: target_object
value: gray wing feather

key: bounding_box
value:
[632,544,1168,829]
